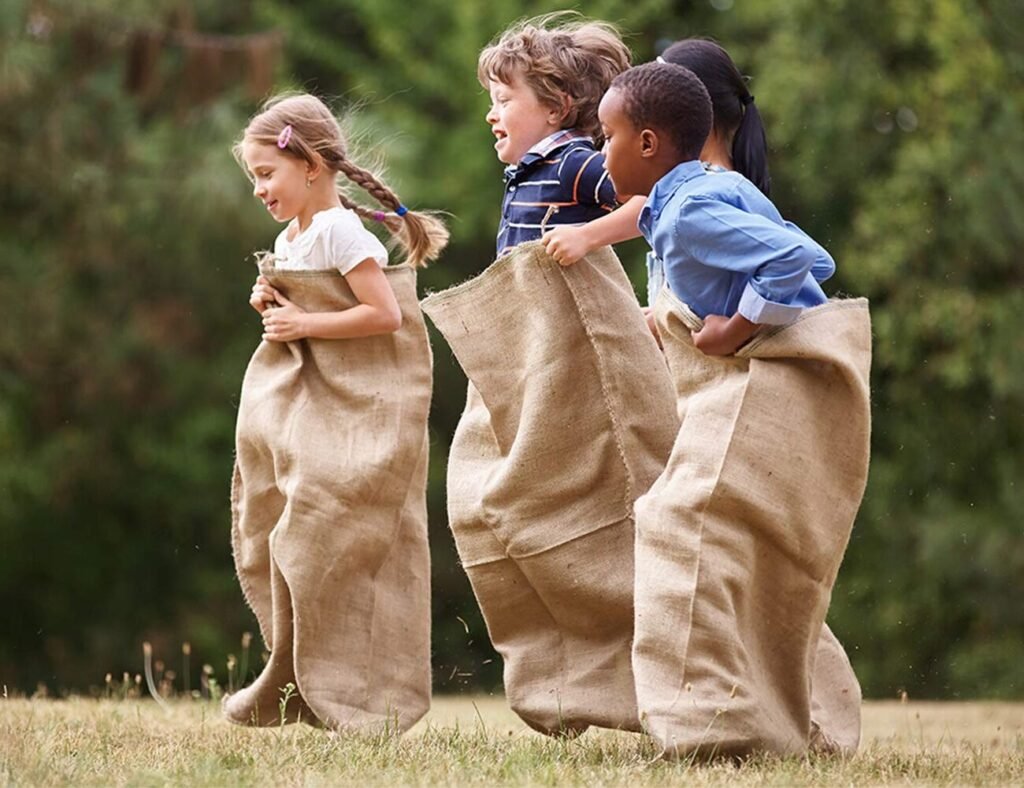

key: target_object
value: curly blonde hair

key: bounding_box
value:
[478,13,631,143]
[234,93,448,268]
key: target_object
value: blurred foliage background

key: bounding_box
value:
[1,0,1021,699]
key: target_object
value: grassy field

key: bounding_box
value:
[2,696,1022,786]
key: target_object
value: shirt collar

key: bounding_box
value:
[504,129,591,182]
[639,160,707,237]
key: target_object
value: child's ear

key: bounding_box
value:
[548,94,572,127]
[305,155,325,182]
[639,129,660,159]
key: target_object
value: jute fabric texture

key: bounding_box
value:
[634,289,871,758]
[228,264,432,734]
[421,241,677,734]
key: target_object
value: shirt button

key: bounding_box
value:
[509,185,516,192]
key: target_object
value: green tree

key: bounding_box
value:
[0,0,269,689]
[702,0,1024,698]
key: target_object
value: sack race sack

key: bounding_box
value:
[810,622,863,754]
[634,289,871,758]
[227,264,433,734]
[421,241,679,734]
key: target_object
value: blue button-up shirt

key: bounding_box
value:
[639,160,834,324]
[497,130,618,256]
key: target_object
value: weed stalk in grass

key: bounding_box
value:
[239,632,252,688]
[279,682,297,728]
[227,654,237,694]
[142,642,170,712]
[182,642,191,697]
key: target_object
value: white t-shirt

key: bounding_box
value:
[272,207,388,274]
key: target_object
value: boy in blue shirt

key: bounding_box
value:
[598,61,835,353]
[598,62,870,759]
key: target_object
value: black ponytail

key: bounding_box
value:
[731,94,770,196]
[661,38,771,196]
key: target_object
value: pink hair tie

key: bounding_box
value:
[276,125,293,149]
[372,211,387,222]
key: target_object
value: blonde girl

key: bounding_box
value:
[226,93,445,732]
[237,93,446,337]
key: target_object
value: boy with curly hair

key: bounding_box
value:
[479,13,644,261]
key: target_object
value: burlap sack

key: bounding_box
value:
[633,288,871,758]
[810,622,863,754]
[227,263,432,734]
[421,241,679,734]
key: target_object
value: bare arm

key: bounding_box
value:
[259,259,402,342]
[542,196,645,266]
[691,313,759,356]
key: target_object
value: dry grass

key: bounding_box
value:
[2,696,1022,786]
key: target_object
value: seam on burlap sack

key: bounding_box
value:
[230,459,273,648]
[458,512,634,567]
[665,364,753,712]
[654,287,752,711]
[557,257,636,516]
[502,513,631,560]
[672,371,746,711]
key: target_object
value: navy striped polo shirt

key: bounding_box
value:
[496,129,618,256]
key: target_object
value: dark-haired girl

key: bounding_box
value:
[657,38,770,195]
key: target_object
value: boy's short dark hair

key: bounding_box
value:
[610,62,713,161]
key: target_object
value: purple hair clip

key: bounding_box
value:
[372,211,387,222]
[276,125,293,149]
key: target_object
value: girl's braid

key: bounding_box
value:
[336,158,402,212]
[330,150,448,268]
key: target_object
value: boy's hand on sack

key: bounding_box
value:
[641,306,663,349]
[261,290,308,342]
[542,225,593,266]
[692,314,758,356]
[250,275,280,314]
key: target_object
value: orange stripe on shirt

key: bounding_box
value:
[572,152,601,203]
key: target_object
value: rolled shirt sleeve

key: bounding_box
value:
[674,196,829,325]
[737,281,804,325]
